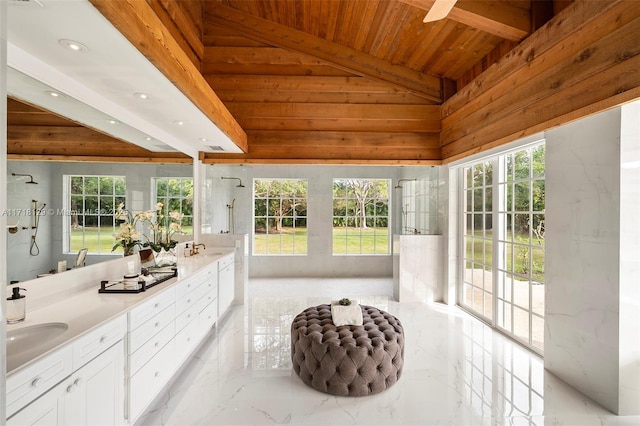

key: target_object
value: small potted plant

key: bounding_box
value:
[338,298,351,306]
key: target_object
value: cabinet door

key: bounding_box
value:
[64,341,125,426]
[7,384,64,426]
[218,263,235,315]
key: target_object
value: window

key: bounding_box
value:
[460,143,545,353]
[153,177,194,234]
[66,175,126,254]
[253,179,308,255]
[332,179,390,255]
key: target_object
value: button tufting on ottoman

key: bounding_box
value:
[291,304,404,396]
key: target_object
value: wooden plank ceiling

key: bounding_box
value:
[12,0,640,165]
[7,98,191,163]
[200,0,534,164]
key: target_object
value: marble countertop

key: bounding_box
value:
[6,248,234,375]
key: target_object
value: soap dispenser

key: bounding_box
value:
[184,243,190,257]
[7,287,27,324]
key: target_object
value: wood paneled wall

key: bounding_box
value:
[441,0,640,162]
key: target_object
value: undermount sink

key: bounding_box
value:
[7,323,69,369]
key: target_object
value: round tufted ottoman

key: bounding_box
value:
[291,304,404,396]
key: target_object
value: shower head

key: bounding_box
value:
[394,178,416,189]
[221,176,245,188]
[12,173,37,184]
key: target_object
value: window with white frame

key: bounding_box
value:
[153,177,194,234]
[66,175,126,254]
[332,178,390,255]
[253,179,308,255]
[460,142,545,353]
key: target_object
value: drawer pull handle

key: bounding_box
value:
[73,378,83,387]
[187,314,191,319]
[154,303,160,308]
[187,299,191,303]
[154,371,160,378]
[31,378,42,388]
[66,384,75,393]
[99,336,107,344]
[154,342,160,348]
[155,322,160,328]
[187,337,191,342]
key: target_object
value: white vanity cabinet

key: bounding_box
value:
[126,287,176,422]
[217,255,235,316]
[7,316,127,426]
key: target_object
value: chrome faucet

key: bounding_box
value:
[191,243,206,256]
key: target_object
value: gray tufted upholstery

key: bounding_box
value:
[291,304,404,396]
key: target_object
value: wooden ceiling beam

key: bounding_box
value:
[8,128,190,164]
[203,4,443,102]
[201,130,442,165]
[89,0,247,152]
[399,0,531,41]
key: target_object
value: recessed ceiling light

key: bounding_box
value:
[174,120,184,126]
[45,90,61,97]
[145,137,153,141]
[199,138,208,142]
[58,39,88,52]
[107,119,119,125]
[134,92,149,100]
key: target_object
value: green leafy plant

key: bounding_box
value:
[338,298,351,306]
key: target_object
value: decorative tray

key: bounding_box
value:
[98,267,177,294]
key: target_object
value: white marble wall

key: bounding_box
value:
[618,101,640,414]
[393,234,443,303]
[545,104,640,415]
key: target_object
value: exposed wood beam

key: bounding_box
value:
[205,75,433,104]
[7,128,191,164]
[441,0,640,162]
[204,4,443,102]
[201,130,442,165]
[7,154,191,164]
[89,0,248,152]
[225,102,441,132]
[399,0,531,41]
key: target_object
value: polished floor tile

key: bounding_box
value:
[138,278,639,426]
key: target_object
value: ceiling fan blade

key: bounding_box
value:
[423,0,458,23]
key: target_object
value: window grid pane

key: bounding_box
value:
[461,142,545,354]
[67,175,125,254]
[253,179,308,255]
[332,179,390,255]
[153,177,194,236]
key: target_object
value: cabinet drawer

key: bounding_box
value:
[174,321,201,364]
[128,288,175,331]
[175,299,203,333]
[218,254,234,271]
[129,340,175,422]
[199,299,218,333]
[73,315,126,370]
[129,322,175,375]
[174,275,201,301]
[175,283,207,316]
[128,304,174,354]
[6,345,73,418]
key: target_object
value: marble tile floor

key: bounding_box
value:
[138,278,639,426]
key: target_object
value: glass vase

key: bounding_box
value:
[123,246,136,257]
[153,247,177,267]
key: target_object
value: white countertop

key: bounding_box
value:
[6,249,234,375]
